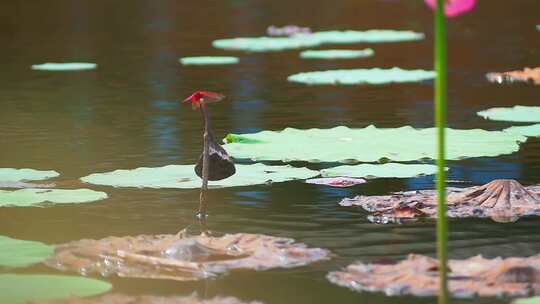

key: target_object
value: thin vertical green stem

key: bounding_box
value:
[435,0,448,303]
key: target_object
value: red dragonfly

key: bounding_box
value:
[182,91,225,109]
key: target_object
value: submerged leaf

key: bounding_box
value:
[287,68,435,85]
[31,63,97,71]
[340,179,540,222]
[321,163,441,179]
[222,126,526,163]
[0,168,59,183]
[305,177,367,187]
[299,49,374,59]
[0,274,111,304]
[328,254,540,298]
[81,164,318,189]
[180,56,239,65]
[46,233,331,281]
[0,189,108,207]
[30,294,263,304]
[478,106,540,123]
[0,236,53,268]
[213,30,424,52]
[486,67,540,85]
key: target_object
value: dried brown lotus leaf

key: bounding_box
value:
[32,295,256,304]
[195,131,236,181]
[486,67,540,85]
[340,180,540,223]
[328,254,540,298]
[29,293,263,304]
[45,233,330,281]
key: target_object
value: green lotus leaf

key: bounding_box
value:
[0,189,108,207]
[514,296,540,304]
[504,123,540,137]
[321,163,443,178]
[81,163,319,189]
[287,67,435,85]
[0,236,53,268]
[537,25,540,31]
[309,30,424,44]
[0,168,59,183]
[31,63,97,71]
[0,274,111,304]
[180,56,239,65]
[222,126,526,163]
[300,49,374,59]
[477,106,540,122]
[213,30,424,52]
[213,36,320,52]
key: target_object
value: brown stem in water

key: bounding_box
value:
[197,102,210,226]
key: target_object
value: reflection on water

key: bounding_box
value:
[1,0,539,303]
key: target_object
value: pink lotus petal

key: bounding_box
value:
[424,0,476,18]
[305,177,367,188]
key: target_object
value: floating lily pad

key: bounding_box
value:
[305,177,366,187]
[0,181,54,189]
[0,236,53,268]
[31,63,97,71]
[0,189,108,207]
[504,124,540,137]
[478,106,540,123]
[30,294,263,304]
[0,168,59,183]
[300,49,374,59]
[46,233,330,281]
[180,56,239,65]
[81,164,318,189]
[486,67,540,85]
[328,254,540,298]
[223,126,526,163]
[213,30,424,52]
[321,163,441,179]
[340,179,540,223]
[514,296,540,304]
[0,274,111,304]
[287,68,435,85]
[213,36,320,52]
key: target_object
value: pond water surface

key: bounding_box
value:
[1,1,539,303]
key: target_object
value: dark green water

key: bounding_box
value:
[1,1,539,303]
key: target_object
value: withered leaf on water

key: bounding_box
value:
[340,179,540,223]
[45,233,330,281]
[328,254,540,298]
[305,177,367,188]
[29,294,263,304]
[486,67,540,85]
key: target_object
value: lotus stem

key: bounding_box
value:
[198,102,210,221]
[435,0,449,303]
